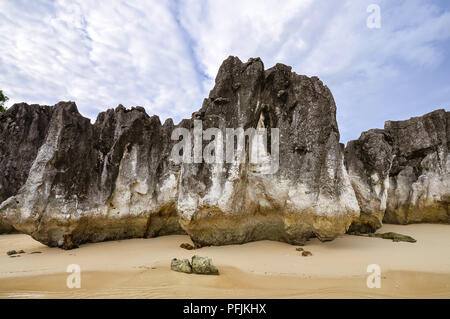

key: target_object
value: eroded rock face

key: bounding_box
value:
[176,57,359,245]
[0,220,15,234]
[191,256,219,275]
[0,56,359,248]
[1,101,183,246]
[345,109,450,231]
[0,103,53,233]
[384,110,450,224]
[345,129,393,232]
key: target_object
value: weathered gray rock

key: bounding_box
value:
[345,109,450,231]
[383,110,450,224]
[1,101,183,246]
[0,103,53,234]
[0,56,360,248]
[349,231,416,243]
[170,258,192,273]
[0,219,15,234]
[345,129,393,232]
[191,255,219,275]
[180,243,195,250]
[177,57,359,246]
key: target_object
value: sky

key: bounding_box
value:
[0,0,449,144]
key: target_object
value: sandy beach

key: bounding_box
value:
[0,224,449,299]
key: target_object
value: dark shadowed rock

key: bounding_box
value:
[349,231,416,243]
[177,57,359,246]
[1,102,184,246]
[180,243,195,250]
[0,215,15,234]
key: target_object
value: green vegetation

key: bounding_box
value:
[0,90,9,113]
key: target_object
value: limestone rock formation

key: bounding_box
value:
[0,56,359,247]
[0,103,53,233]
[345,129,393,232]
[345,109,450,231]
[1,101,182,245]
[176,57,359,246]
[171,258,192,274]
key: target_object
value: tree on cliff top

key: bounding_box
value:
[0,90,9,113]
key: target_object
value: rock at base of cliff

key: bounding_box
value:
[170,256,219,275]
[349,231,416,243]
[374,232,416,243]
[345,109,450,232]
[0,219,18,234]
[180,243,195,250]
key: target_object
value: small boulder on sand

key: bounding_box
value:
[62,234,78,250]
[180,243,194,250]
[191,255,219,275]
[170,258,192,274]
[6,250,24,256]
[302,251,312,257]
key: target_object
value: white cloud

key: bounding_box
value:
[0,0,449,142]
[0,0,204,121]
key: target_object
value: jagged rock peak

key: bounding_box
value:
[2,56,359,247]
[345,109,449,232]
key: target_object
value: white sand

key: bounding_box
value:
[0,224,449,298]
